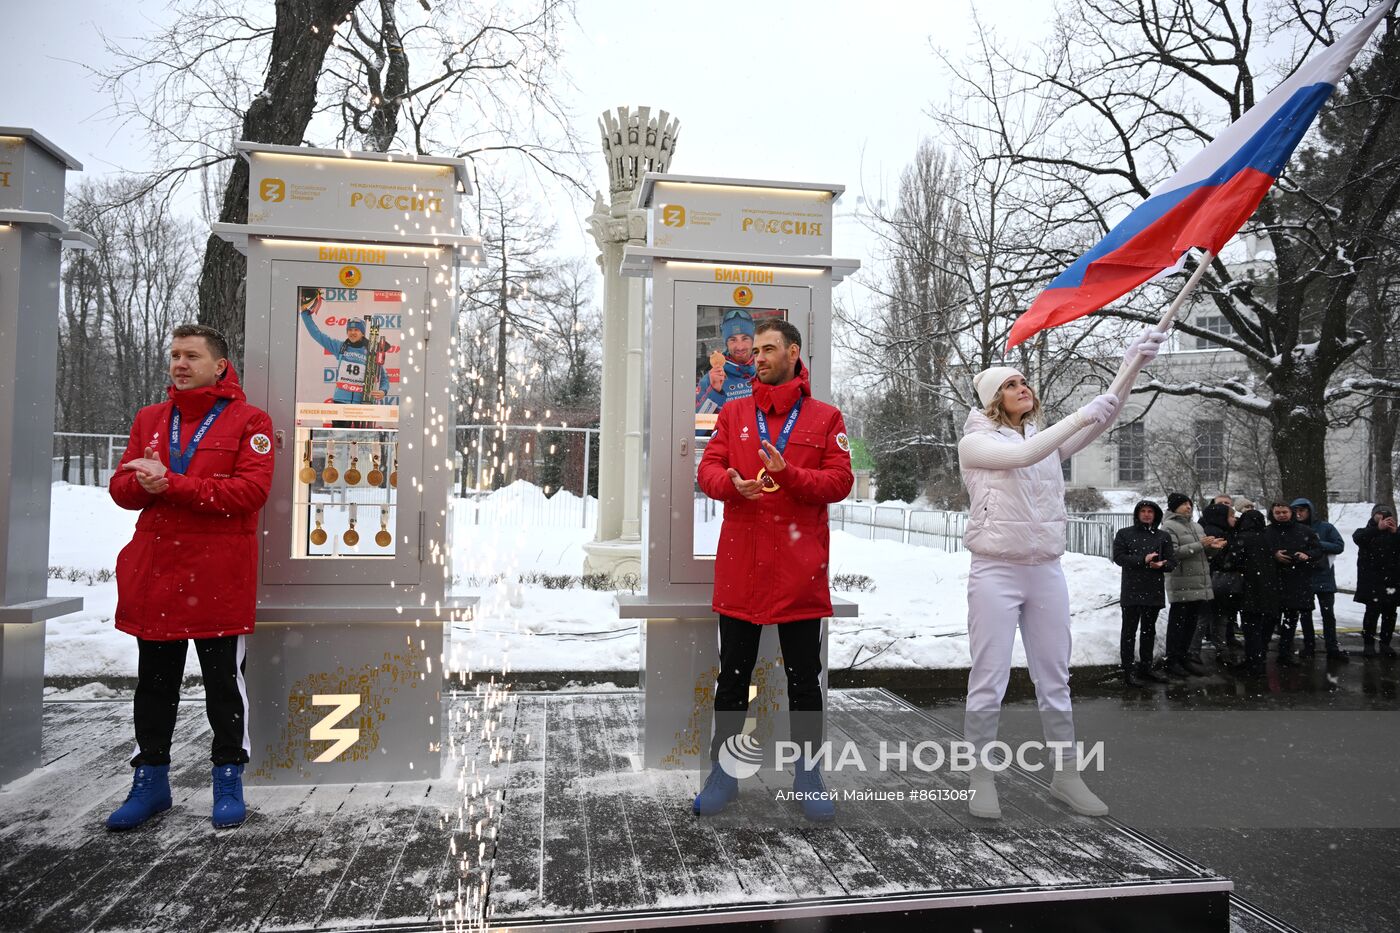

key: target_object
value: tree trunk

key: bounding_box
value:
[1372,397,1398,507]
[197,0,364,361]
[1270,396,1330,519]
[363,0,408,152]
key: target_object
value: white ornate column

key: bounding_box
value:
[583,107,679,579]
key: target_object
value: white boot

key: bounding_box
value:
[966,765,1001,819]
[1049,766,1109,817]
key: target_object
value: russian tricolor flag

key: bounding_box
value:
[1008,0,1395,350]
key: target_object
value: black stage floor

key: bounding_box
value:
[0,689,1300,932]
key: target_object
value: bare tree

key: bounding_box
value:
[534,256,601,409]
[58,177,202,478]
[97,0,584,361]
[839,129,1131,500]
[940,0,1400,517]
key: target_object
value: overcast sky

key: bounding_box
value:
[3,2,1054,292]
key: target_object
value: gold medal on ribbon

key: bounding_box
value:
[756,467,781,493]
[298,439,315,485]
[375,507,392,547]
[310,507,328,546]
[367,448,384,487]
[344,440,361,485]
[321,441,339,484]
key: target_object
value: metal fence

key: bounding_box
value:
[454,424,598,529]
[52,426,602,530]
[51,432,127,486]
[828,502,1126,560]
[51,429,1136,547]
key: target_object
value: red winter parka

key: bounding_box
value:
[698,362,854,625]
[109,364,274,640]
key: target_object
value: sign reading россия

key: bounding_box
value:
[648,178,835,257]
[246,147,462,237]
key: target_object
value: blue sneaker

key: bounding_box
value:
[105,764,172,831]
[211,764,247,828]
[793,762,836,822]
[692,762,739,816]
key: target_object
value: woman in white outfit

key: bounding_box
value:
[958,328,1167,819]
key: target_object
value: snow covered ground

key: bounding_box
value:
[43,482,1372,679]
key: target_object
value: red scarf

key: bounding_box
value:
[170,384,227,424]
[751,359,811,415]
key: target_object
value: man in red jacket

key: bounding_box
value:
[105,323,274,831]
[693,319,854,822]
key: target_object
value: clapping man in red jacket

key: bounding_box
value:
[693,319,854,822]
[105,324,274,831]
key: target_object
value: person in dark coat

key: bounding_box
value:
[1111,500,1176,687]
[1234,508,1280,674]
[1352,505,1400,659]
[1290,498,1347,660]
[1265,502,1322,666]
[1199,501,1244,664]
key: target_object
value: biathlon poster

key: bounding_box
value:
[294,285,404,427]
[693,304,786,436]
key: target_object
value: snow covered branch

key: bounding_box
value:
[1134,377,1273,413]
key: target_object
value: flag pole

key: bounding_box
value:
[1107,248,1217,398]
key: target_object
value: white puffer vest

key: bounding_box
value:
[960,409,1067,565]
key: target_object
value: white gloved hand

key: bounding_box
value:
[1078,393,1119,425]
[1125,326,1169,369]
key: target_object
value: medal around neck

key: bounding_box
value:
[753,397,803,494]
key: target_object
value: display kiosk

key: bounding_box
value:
[215,141,480,785]
[0,128,94,785]
[619,173,859,768]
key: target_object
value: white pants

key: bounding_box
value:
[964,555,1075,755]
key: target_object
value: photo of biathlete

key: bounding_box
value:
[298,286,389,405]
[695,307,757,417]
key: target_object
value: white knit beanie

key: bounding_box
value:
[973,366,1026,408]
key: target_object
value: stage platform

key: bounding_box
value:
[0,688,1300,932]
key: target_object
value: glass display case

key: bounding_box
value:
[260,264,429,588]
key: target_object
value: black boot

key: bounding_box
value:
[1123,669,1148,688]
[1363,637,1378,658]
[1382,641,1399,660]
[1139,663,1170,684]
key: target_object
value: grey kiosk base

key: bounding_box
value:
[619,600,856,769]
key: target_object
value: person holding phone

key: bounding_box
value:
[1265,502,1322,667]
